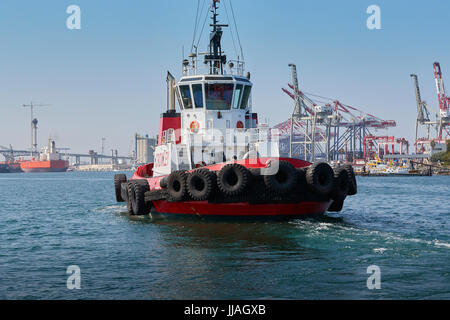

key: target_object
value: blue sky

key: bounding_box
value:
[0,0,449,155]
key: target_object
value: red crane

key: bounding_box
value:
[433,62,450,139]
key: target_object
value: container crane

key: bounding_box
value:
[433,62,450,140]
[280,66,397,163]
[410,73,438,153]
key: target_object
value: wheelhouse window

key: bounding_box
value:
[179,85,193,109]
[205,83,234,110]
[232,84,243,109]
[192,84,204,109]
[240,85,252,110]
[175,87,183,110]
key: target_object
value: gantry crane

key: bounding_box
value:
[433,62,450,140]
[280,64,397,163]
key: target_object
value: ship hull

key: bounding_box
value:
[151,200,333,219]
[118,157,350,219]
[20,160,69,173]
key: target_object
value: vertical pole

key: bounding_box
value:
[289,116,293,158]
[30,103,33,157]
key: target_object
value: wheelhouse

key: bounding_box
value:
[176,75,253,112]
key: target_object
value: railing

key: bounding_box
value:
[182,59,246,77]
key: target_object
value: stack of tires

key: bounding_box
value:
[114,174,151,216]
[114,161,357,216]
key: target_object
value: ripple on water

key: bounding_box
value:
[0,173,449,299]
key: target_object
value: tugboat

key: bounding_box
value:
[113,1,357,218]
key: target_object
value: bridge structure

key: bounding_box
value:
[0,145,134,165]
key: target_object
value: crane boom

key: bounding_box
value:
[433,62,450,118]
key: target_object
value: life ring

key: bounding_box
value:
[187,169,215,201]
[167,170,188,201]
[217,164,250,196]
[114,174,127,202]
[190,121,200,133]
[263,160,297,194]
[330,167,350,201]
[305,162,334,195]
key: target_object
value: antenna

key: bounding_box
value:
[22,102,51,157]
[204,0,228,74]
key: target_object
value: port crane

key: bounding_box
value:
[411,62,450,154]
[22,102,51,157]
[0,145,15,163]
[433,62,450,140]
[279,64,398,163]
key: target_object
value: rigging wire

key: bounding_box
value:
[228,0,244,61]
[222,0,239,60]
[195,0,211,49]
[191,0,201,52]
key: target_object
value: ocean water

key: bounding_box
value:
[0,172,449,300]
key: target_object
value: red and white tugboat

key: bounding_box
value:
[114,1,357,219]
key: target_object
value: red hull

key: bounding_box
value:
[20,160,69,173]
[152,200,332,218]
[131,157,334,218]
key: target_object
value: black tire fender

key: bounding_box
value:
[343,165,357,195]
[330,167,350,201]
[306,162,334,195]
[328,199,344,212]
[263,160,297,194]
[114,174,127,202]
[129,180,150,215]
[186,169,215,201]
[217,164,250,197]
[296,168,308,192]
[167,170,188,201]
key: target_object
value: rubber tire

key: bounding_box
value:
[120,183,129,202]
[306,162,335,195]
[129,180,151,215]
[263,160,297,194]
[187,169,215,201]
[217,164,250,197]
[114,174,127,202]
[160,176,169,189]
[330,167,350,201]
[126,181,134,214]
[328,199,344,212]
[296,168,308,191]
[343,165,357,195]
[167,171,188,201]
[249,168,261,177]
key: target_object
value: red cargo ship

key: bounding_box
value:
[20,139,69,173]
[113,1,357,219]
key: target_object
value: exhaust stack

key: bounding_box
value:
[166,71,176,113]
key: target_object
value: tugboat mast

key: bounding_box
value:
[205,0,228,75]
